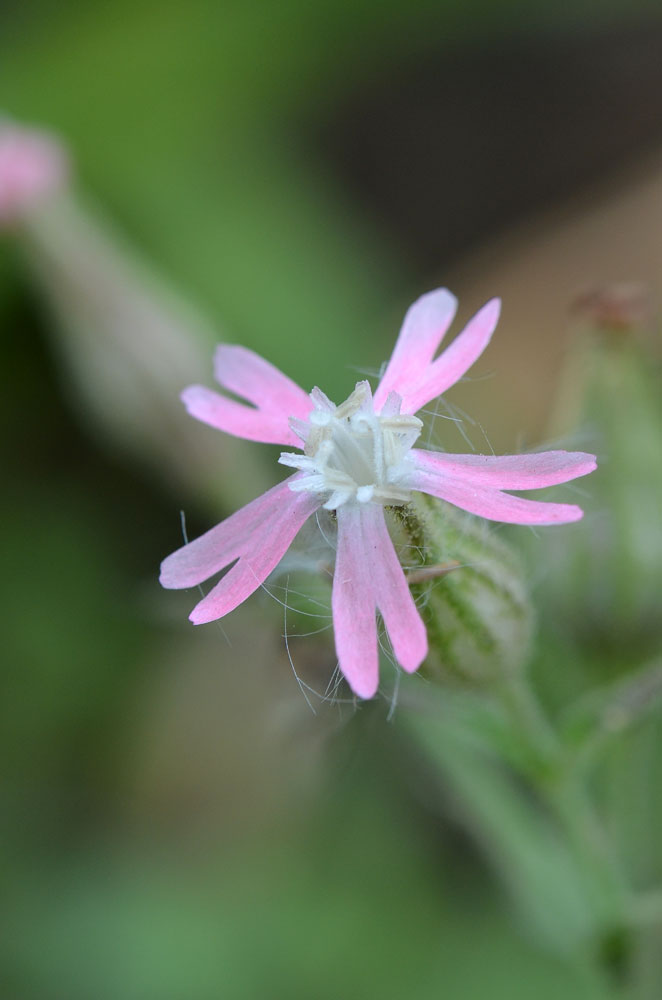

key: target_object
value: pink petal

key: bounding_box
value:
[333,506,379,699]
[214,345,312,421]
[333,505,428,698]
[374,288,457,410]
[411,468,584,525]
[160,476,319,600]
[361,506,427,672]
[181,385,303,446]
[161,479,293,588]
[400,298,501,414]
[412,448,597,489]
[188,486,320,622]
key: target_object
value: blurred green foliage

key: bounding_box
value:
[2,0,662,997]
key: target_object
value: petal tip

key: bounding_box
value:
[159,555,182,590]
[189,607,212,625]
[351,676,379,700]
[552,504,584,524]
[422,286,458,309]
[180,384,202,409]
[568,451,598,477]
[399,639,428,674]
[484,296,502,322]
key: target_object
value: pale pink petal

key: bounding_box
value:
[189,484,318,622]
[333,506,379,699]
[400,298,501,414]
[412,448,597,489]
[214,345,312,421]
[412,468,584,525]
[374,288,457,410]
[160,477,319,591]
[362,506,427,672]
[181,385,302,446]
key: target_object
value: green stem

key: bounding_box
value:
[493,673,560,774]
[495,674,629,927]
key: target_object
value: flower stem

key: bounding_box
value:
[494,673,630,948]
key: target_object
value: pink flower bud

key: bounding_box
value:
[0,120,68,226]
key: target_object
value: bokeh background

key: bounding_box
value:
[2,1,662,997]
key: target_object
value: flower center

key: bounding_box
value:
[279,381,422,510]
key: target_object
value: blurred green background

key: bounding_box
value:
[2,1,662,997]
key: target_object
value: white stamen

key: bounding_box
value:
[280,382,422,510]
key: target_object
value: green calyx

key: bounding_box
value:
[393,495,534,685]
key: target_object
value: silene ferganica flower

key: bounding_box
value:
[161,289,596,698]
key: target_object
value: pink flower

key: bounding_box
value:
[0,121,68,226]
[161,290,596,698]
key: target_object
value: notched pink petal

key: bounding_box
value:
[412,469,585,525]
[160,483,275,590]
[412,448,597,490]
[374,288,458,409]
[362,506,427,672]
[181,384,302,446]
[401,297,501,414]
[160,478,317,590]
[213,345,312,421]
[186,485,320,621]
[332,506,379,699]
[332,505,427,698]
